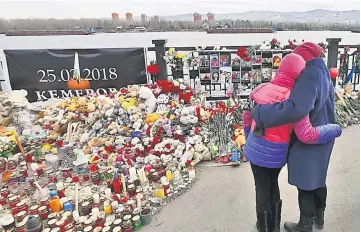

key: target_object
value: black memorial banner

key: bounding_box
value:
[4,48,146,102]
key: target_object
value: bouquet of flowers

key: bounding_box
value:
[164,48,186,80]
[146,62,160,84]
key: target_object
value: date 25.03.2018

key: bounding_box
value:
[37,67,118,83]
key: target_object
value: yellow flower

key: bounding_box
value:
[176,53,185,59]
[168,48,175,54]
[41,143,52,151]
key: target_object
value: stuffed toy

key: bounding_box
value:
[229,148,241,162]
[156,94,170,114]
[233,126,246,148]
[145,113,160,124]
[179,143,194,169]
[138,86,157,114]
[180,107,198,125]
[259,41,272,50]
[128,85,140,98]
[174,142,185,158]
[209,143,219,158]
[0,93,12,126]
[120,96,137,111]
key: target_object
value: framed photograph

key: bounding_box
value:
[211,68,220,83]
[220,67,232,83]
[272,53,282,68]
[220,52,231,67]
[262,68,272,81]
[262,52,273,64]
[232,71,241,81]
[241,70,251,81]
[199,53,210,73]
[252,55,262,66]
[231,54,241,71]
[210,54,220,68]
[272,69,278,79]
[200,73,211,81]
[251,69,262,84]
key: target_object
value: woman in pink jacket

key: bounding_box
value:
[242,53,342,232]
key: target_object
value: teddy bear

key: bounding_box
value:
[108,122,120,135]
[132,119,142,131]
[179,143,194,169]
[128,85,140,98]
[233,126,246,148]
[7,89,30,106]
[192,140,211,166]
[179,107,198,125]
[138,86,157,114]
[120,97,137,112]
[47,122,61,140]
[0,93,12,118]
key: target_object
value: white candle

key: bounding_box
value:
[92,193,100,204]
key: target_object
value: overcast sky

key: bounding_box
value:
[0,0,359,19]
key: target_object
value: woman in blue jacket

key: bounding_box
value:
[251,42,340,232]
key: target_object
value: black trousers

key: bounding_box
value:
[298,186,327,218]
[251,163,282,211]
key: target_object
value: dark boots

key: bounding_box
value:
[256,209,272,232]
[284,215,314,232]
[314,208,325,229]
[271,201,282,232]
[256,201,282,232]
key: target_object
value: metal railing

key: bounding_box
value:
[148,38,360,92]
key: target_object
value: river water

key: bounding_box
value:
[0,31,359,50]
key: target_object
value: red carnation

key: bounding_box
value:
[179,91,193,104]
[165,144,171,149]
[146,64,160,75]
[120,88,128,94]
[236,47,251,61]
[104,146,115,154]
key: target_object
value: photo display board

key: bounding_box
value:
[189,50,291,98]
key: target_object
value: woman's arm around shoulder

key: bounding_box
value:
[294,114,342,144]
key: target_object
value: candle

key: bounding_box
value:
[75,183,79,211]
[136,194,142,210]
[128,167,137,181]
[166,170,173,181]
[93,193,100,204]
[121,174,127,197]
[92,207,99,218]
[104,201,112,215]
[188,168,196,180]
[111,201,119,213]
[104,188,112,198]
